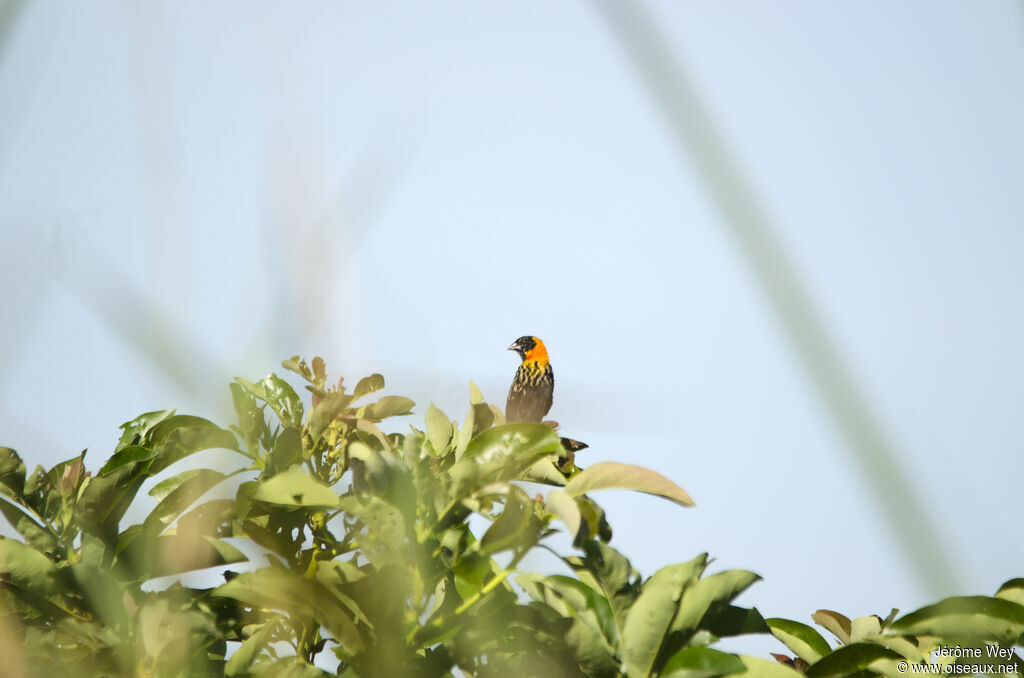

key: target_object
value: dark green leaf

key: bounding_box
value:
[0,447,27,497]
[804,642,902,678]
[708,605,770,637]
[672,569,761,637]
[660,647,746,678]
[767,617,832,663]
[266,426,303,475]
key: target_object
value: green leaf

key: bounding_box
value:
[98,445,156,476]
[79,464,149,533]
[0,496,59,554]
[309,391,355,440]
[145,468,229,532]
[479,486,535,554]
[251,469,340,509]
[0,537,57,594]
[546,489,583,543]
[0,447,27,497]
[116,534,247,581]
[462,423,556,461]
[811,610,852,644]
[672,569,761,638]
[564,462,695,508]
[353,373,386,400]
[116,409,175,451]
[803,643,902,678]
[566,542,642,638]
[708,605,771,638]
[623,562,704,678]
[225,615,284,675]
[364,395,415,421]
[214,568,364,655]
[735,655,807,678]
[660,647,746,678]
[849,615,880,643]
[236,374,304,428]
[425,404,454,456]
[230,382,266,449]
[767,618,832,663]
[454,404,475,459]
[102,416,240,477]
[266,426,303,475]
[890,596,1024,643]
[996,578,1024,607]
[469,380,484,405]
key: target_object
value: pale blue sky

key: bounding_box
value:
[2,0,1023,656]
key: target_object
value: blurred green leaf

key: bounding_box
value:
[890,596,1024,643]
[564,462,694,508]
[145,468,229,532]
[0,537,57,593]
[546,489,583,543]
[736,655,807,677]
[0,497,58,554]
[309,392,355,440]
[266,426,303,475]
[364,395,415,421]
[996,579,1024,607]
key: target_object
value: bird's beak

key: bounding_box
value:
[507,344,517,352]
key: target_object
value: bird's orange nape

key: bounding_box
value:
[523,337,549,366]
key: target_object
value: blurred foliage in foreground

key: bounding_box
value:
[0,357,1021,677]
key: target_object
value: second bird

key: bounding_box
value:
[506,335,554,423]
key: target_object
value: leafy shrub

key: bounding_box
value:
[0,357,1021,677]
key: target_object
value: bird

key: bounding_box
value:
[505,336,588,466]
[505,335,554,423]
